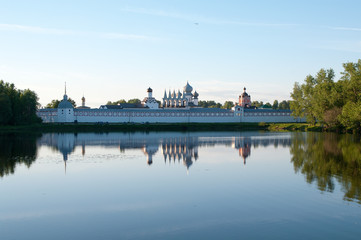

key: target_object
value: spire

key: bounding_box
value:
[163,89,167,99]
[63,82,68,100]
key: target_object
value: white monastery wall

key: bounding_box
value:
[38,108,304,123]
[73,109,237,123]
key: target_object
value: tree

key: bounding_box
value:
[46,98,76,108]
[290,59,361,130]
[19,89,40,123]
[0,93,12,124]
[278,100,290,110]
[46,100,60,108]
[272,100,279,109]
[223,101,235,109]
[198,100,221,108]
[290,75,318,124]
[339,101,361,130]
[106,99,126,105]
[341,59,361,103]
[127,98,141,104]
[0,80,41,125]
[251,101,263,108]
[324,107,342,127]
[263,102,272,108]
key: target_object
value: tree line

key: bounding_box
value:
[290,59,361,131]
[0,80,41,125]
[106,99,142,105]
[105,98,290,110]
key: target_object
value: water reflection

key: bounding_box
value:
[1,131,361,204]
[0,133,40,177]
[290,132,361,203]
[37,132,292,171]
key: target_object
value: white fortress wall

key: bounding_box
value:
[37,108,304,123]
[242,109,301,123]
[73,109,238,123]
[37,109,58,123]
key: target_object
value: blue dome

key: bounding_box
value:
[183,82,193,93]
[58,100,74,108]
[58,94,74,108]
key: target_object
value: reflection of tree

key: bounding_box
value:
[0,133,40,177]
[290,132,361,203]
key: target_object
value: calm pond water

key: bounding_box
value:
[0,131,360,240]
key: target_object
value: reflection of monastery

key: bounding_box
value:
[38,132,292,172]
[37,82,304,123]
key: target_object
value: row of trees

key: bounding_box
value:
[290,59,361,130]
[106,99,290,110]
[0,80,41,125]
[251,100,291,109]
[106,99,142,105]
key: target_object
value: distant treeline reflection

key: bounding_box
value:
[0,133,40,177]
[290,132,361,203]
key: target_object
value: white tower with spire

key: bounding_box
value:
[57,82,75,122]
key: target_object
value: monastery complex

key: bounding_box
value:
[37,82,304,123]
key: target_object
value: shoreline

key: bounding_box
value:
[0,122,327,133]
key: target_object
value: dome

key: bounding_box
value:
[147,87,153,92]
[241,87,249,97]
[183,82,193,93]
[58,99,74,109]
[193,91,199,98]
[241,92,249,97]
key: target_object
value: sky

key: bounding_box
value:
[0,0,360,108]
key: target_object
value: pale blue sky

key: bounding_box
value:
[0,0,360,107]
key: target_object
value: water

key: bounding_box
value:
[0,131,360,240]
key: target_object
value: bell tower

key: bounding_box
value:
[239,87,251,108]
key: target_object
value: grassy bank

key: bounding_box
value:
[267,123,323,132]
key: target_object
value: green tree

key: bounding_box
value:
[251,101,263,108]
[198,100,222,108]
[263,102,272,108]
[223,101,234,109]
[106,99,127,105]
[339,101,361,130]
[290,75,318,124]
[46,98,76,108]
[127,98,141,104]
[272,100,279,109]
[0,80,41,125]
[19,89,40,123]
[278,100,290,110]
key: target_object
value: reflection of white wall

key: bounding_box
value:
[37,132,293,167]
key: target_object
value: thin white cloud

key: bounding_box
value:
[0,23,75,35]
[330,26,361,32]
[0,23,159,41]
[122,7,299,27]
[101,32,160,41]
